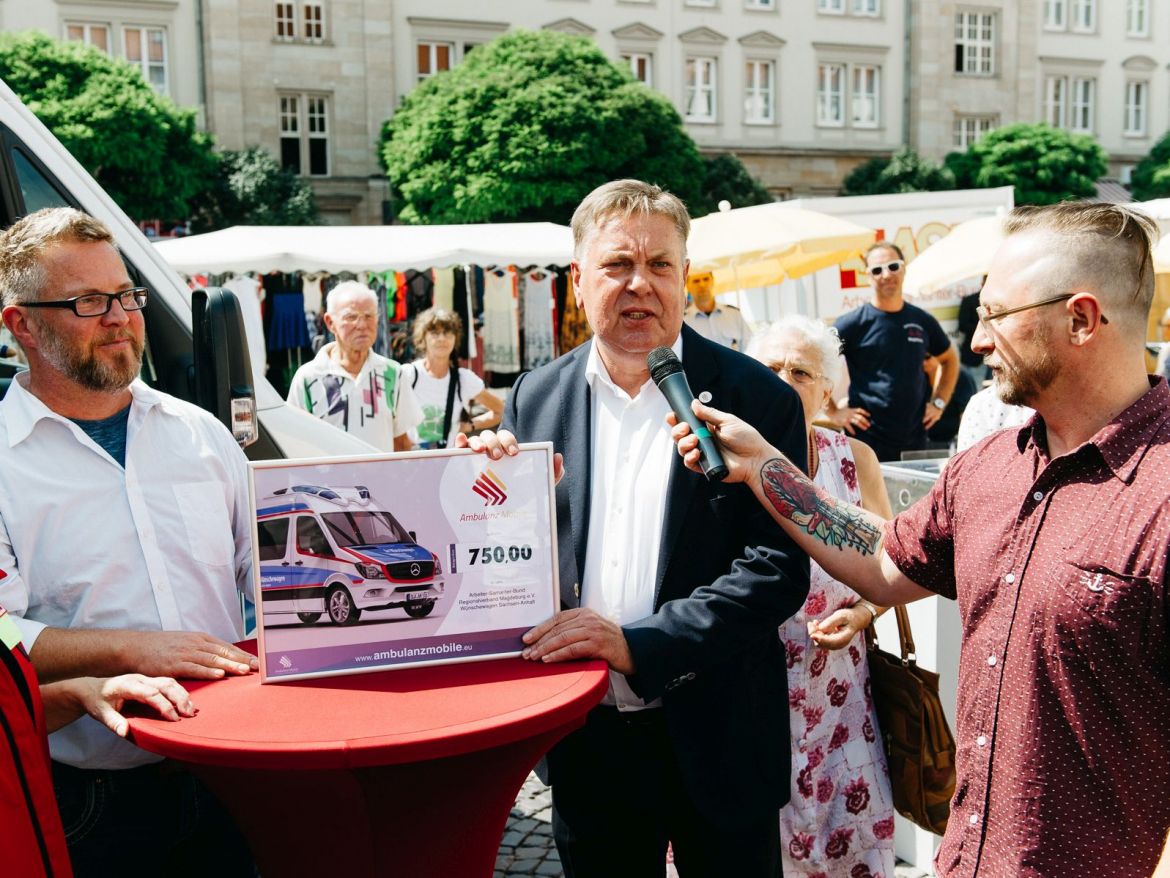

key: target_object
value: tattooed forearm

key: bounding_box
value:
[759,457,881,556]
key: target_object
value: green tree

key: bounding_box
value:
[0,31,217,220]
[840,147,955,196]
[380,30,707,224]
[190,148,319,232]
[944,122,1107,205]
[699,153,773,213]
[1130,130,1170,201]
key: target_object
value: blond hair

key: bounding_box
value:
[570,179,690,260]
[0,208,115,307]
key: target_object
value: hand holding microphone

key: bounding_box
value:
[647,347,728,482]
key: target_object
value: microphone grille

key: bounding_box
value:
[646,346,682,384]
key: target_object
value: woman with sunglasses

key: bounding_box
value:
[747,316,896,877]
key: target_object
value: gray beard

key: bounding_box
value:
[38,327,143,393]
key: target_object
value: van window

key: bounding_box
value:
[12,148,70,213]
[257,519,290,562]
[296,516,331,556]
[322,511,410,548]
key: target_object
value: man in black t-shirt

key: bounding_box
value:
[829,242,959,461]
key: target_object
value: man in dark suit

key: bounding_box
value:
[465,179,809,877]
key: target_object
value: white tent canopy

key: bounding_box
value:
[153,223,574,274]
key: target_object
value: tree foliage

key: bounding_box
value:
[944,123,1107,205]
[1130,130,1170,201]
[840,147,954,196]
[189,147,319,232]
[699,154,773,212]
[380,30,707,224]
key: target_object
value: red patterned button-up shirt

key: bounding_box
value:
[884,378,1170,877]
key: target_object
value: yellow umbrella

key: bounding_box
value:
[687,204,875,295]
[902,215,1005,298]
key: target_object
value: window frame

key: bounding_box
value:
[818,0,846,13]
[622,52,654,87]
[302,2,326,44]
[274,1,296,41]
[853,0,881,15]
[416,40,455,82]
[952,115,996,149]
[745,0,776,9]
[1043,0,1067,30]
[64,21,111,53]
[1126,0,1150,37]
[851,64,880,128]
[1070,0,1096,33]
[954,11,996,77]
[743,58,776,125]
[279,93,331,177]
[1043,75,1068,128]
[122,25,169,96]
[816,62,846,127]
[1069,77,1095,133]
[685,56,719,123]
[1124,79,1148,137]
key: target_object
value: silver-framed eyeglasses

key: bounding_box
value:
[770,364,825,385]
[18,287,148,318]
[975,292,1106,325]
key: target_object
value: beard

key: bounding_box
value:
[36,320,144,393]
[989,327,1059,408]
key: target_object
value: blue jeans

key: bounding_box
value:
[52,760,255,878]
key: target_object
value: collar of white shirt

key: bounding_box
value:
[583,332,684,399]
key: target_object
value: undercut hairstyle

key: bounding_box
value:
[0,208,116,307]
[864,240,905,263]
[325,280,378,316]
[748,315,844,386]
[411,306,464,356]
[1004,202,1158,328]
[570,179,691,260]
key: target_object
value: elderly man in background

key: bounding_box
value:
[466,179,809,877]
[0,208,256,876]
[670,203,1170,877]
[682,269,753,351]
[287,279,422,451]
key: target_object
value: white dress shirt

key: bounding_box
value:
[581,335,681,710]
[0,374,253,769]
[683,303,752,352]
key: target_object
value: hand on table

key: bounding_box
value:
[522,608,635,675]
[808,605,873,651]
[455,429,564,484]
[122,630,257,679]
[42,674,195,736]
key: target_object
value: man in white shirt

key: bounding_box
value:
[682,270,752,351]
[0,208,256,876]
[287,280,422,451]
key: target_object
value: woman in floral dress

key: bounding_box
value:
[748,316,897,877]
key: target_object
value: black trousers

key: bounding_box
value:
[51,760,255,878]
[550,707,782,878]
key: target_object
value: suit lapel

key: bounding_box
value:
[558,345,592,607]
[654,326,721,603]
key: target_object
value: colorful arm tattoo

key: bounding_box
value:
[759,457,881,556]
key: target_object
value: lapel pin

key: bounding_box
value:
[698,391,713,404]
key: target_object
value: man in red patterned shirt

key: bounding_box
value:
[670,203,1170,876]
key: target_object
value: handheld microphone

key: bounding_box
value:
[647,346,728,482]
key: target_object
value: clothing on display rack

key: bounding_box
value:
[221,275,266,381]
[559,271,592,353]
[482,266,521,373]
[433,267,455,311]
[522,268,557,370]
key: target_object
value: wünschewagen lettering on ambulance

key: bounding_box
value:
[255,485,444,626]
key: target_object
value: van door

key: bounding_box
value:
[256,517,293,614]
[294,515,336,613]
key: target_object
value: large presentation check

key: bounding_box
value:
[249,444,559,683]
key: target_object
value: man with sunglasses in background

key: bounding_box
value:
[0,208,256,876]
[829,241,959,461]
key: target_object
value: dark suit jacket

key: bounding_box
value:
[503,324,810,826]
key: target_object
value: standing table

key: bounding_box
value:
[127,642,607,878]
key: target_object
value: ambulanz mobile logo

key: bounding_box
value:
[472,468,508,506]
[279,655,293,669]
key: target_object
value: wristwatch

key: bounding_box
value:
[931,397,947,411]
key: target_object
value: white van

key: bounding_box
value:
[256,485,444,625]
[0,77,371,459]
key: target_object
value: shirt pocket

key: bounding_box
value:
[1051,558,1153,660]
[171,481,235,568]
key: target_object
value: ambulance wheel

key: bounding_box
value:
[404,600,435,619]
[327,587,361,626]
[297,613,321,625]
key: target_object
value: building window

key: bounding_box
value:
[954,12,995,76]
[1126,0,1150,36]
[744,60,775,124]
[274,2,296,40]
[818,0,846,12]
[853,0,881,14]
[65,22,110,53]
[685,0,717,6]
[279,94,330,176]
[1044,76,1067,127]
[417,41,453,81]
[123,27,168,95]
[1124,80,1148,136]
[817,63,845,126]
[686,57,718,122]
[1043,0,1066,30]
[622,53,654,86]
[1070,77,1094,132]
[303,3,325,43]
[953,115,995,148]
[745,0,776,8]
[851,65,880,127]
[1070,0,1095,32]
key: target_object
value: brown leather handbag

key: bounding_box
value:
[865,605,956,835]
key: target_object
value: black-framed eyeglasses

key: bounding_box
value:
[868,260,903,277]
[975,292,1107,325]
[17,287,149,318]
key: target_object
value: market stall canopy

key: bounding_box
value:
[153,223,574,275]
[687,204,875,294]
[902,215,1005,298]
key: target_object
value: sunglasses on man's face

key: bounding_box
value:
[868,261,903,278]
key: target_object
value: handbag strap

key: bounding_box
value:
[866,604,919,666]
